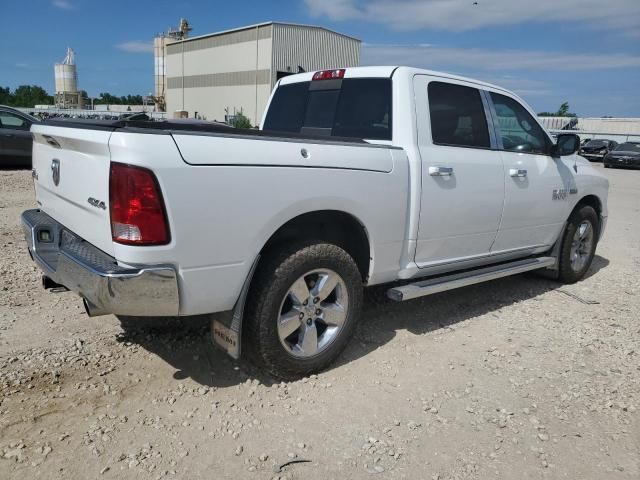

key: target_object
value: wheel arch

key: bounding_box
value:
[573,194,603,234]
[575,194,602,217]
[258,210,372,283]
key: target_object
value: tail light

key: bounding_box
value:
[312,69,345,81]
[109,163,170,245]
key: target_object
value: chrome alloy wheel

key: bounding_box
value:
[277,269,349,358]
[569,220,594,272]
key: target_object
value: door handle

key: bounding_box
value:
[429,166,454,176]
[509,168,527,178]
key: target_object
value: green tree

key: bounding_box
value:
[231,112,252,129]
[0,87,11,105]
[538,101,576,117]
[9,85,53,107]
[557,102,570,116]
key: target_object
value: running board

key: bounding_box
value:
[387,257,556,302]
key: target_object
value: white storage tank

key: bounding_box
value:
[54,47,82,108]
[54,48,78,94]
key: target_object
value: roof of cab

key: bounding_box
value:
[278,66,511,96]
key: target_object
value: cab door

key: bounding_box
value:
[414,77,505,269]
[487,92,573,253]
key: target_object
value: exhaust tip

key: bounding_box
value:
[82,298,108,317]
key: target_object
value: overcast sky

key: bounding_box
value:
[1,0,639,116]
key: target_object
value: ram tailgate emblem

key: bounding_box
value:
[51,159,60,186]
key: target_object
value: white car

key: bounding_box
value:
[23,66,609,378]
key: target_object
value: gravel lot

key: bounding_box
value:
[1,165,638,479]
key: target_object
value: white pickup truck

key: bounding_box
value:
[23,66,608,379]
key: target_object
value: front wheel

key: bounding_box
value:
[557,205,599,284]
[245,242,363,379]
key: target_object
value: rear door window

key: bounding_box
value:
[427,82,490,149]
[263,78,392,140]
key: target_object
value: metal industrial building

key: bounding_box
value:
[161,22,361,124]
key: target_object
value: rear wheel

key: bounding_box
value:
[245,242,363,379]
[557,205,599,284]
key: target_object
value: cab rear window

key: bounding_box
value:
[263,78,392,140]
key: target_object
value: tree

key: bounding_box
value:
[557,102,570,116]
[4,85,54,107]
[538,101,576,117]
[0,87,11,105]
[230,112,252,129]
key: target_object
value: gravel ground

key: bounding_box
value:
[0,165,638,479]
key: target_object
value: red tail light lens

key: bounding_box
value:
[109,163,170,245]
[312,69,345,81]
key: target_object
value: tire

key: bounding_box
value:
[604,163,610,168]
[557,205,599,284]
[244,242,363,379]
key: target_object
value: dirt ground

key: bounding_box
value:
[0,165,638,479]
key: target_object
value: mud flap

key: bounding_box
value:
[211,255,260,360]
[536,223,566,280]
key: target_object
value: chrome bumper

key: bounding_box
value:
[21,209,179,317]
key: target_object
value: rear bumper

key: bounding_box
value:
[21,209,179,317]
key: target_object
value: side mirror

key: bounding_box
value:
[551,133,580,156]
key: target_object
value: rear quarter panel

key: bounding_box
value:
[110,131,409,315]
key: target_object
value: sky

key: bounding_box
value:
[1,0,639,117]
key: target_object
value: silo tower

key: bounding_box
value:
[54,47,83,108]
[153,18,191,112]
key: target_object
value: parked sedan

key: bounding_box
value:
[0,106,39,167]
[579,139,618,162]
[604,142,640,169]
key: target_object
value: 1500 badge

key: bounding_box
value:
[552,189,568,200]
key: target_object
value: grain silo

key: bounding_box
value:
[54,47,83,108]
[154,19,192,112]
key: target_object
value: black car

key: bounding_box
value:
[604,142,640,169]
[579,139,618,162]
[0,105,39,167]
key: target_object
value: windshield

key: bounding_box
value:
[614,142,640,152]
[584,140,608,147]
[263,78,392,140]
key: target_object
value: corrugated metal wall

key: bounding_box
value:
[271,24,360,87]
[166,25,272,55]
[164,23,361,124]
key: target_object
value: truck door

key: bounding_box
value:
[414,77,505,269]
[487,92,572,253]
[0,111,33,165]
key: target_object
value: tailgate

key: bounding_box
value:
[31,124,115,256]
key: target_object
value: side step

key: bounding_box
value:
[387,256,556,302]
